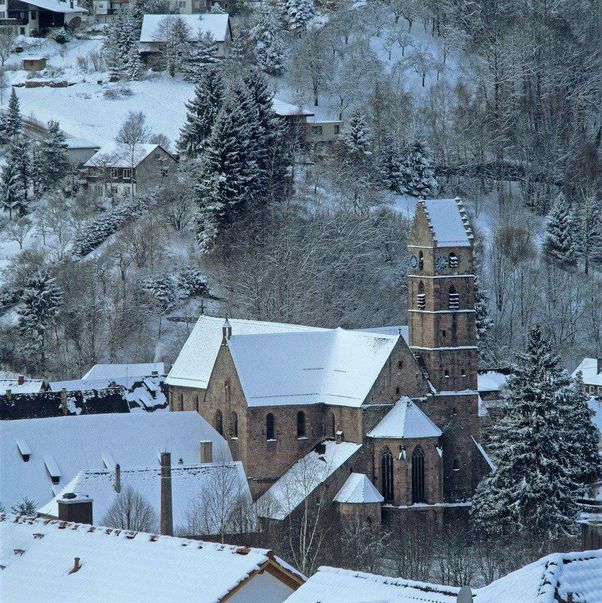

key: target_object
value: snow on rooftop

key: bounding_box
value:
[229,328,399,408]
[140,13,230,43]
[477,371,508,392]
[422,198,473,248]
[257,441,361,520]
[66,137,99,149]
[166,315,324,390]
[589,397,602,434]
[83,144,165,169]
[0,412,229,510]
[82,362,165,381]
[0,378,44,395]
[368,398,442,440]
[38,462,251,535]
[272,98,314,117]
[0,514,302,603]
[25,0,86,13]
[572,358,602,386]
[472,437,495,471]
[334,473,383,504]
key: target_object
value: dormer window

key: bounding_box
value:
[16,439,31,462]
[417,282,426,310]
[44,456,61,485]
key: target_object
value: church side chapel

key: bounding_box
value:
[166,198,489,523]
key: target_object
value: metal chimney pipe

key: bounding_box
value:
[160,452,173,536]
[114,464,121,494]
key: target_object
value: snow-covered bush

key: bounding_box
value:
[103,85,133,99]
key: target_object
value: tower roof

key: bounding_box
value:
[420,198,473,248]
[334,473,384,504]
[367,397,442,439]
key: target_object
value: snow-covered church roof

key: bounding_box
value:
[421,198,473,248]
[334,473,384,504]
[368,398,442,440]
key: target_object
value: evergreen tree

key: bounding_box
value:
[471,326,579,541]
[126,42,144,81]
[1,88,22,141]
[9,136,30,199]
[38,120,69,191]
[184,32,220,82]
[18,270,63,372]
[0,159,27,219]
[474,274,493,343]
[251,9,286,76]
[379,136,403,192]
[342,112,372,158]
[398,141,438,198]
[178,66,225,159]
[572,195,602,274]
[543,193,575,265]
[279,0,315,33]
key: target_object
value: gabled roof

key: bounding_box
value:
[368,398,442,440]
[0,412,230,510]
[82,362,165,381]
[272,98,314,117]
[0,378,44,395]
[83,144,171,169]
[140,13,230,43]
[572,358,602,386]
[420,198,473,248]
[228,328,399,408]
[0,514,304,603]
[38,462,251,535]
[334,473,384,504]
[24,0,86,13]
[257,441,361,520]
[477,370,508,392]
[166,315,325,389]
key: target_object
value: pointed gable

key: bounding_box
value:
[410,198,473,249]
[368,398,442,440]
[334,473,384,504]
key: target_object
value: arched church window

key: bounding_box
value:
[461,368,466,377]
[418,251,424,271]
[329,412,336,438]
[179,393,184,411]
[297,411,306,438]
[412,445,425,503]
[444,369,450,378]
[214,409,223,435]
[230,411,238,438]
[417,281,426,310]
[453,458,460,471]
[266,413,275,440]
[195,395,199,412]
[449,252,458,269]
[448,285,459,310]
[380,447,394,503]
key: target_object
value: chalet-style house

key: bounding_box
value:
[167,199,491,524]
[6,0,86,36]
[139,13,232,61]
[83,143,176,197]
[1,514,304,602]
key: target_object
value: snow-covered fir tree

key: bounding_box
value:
[178,66,225,159]
[0,88,22,142]
[471,326,579,541]
[250,9,286,76]
[543,193,575,265]
[126,42,144,81]
[342,112,372,158]
[38,120,69,191]
[0,159,27,219]
[184,32,220,82]
[474,272,494,365]
[279,0,315,33]
[379,136,403,192]
[398,141,438,198]
[18,270,63,372]
[572,195,602,274]
[9,136,30,200]
[161,16,191,77]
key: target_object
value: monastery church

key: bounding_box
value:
[166,198,490,522]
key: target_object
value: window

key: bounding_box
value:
[461,368,466,377]
[109,168,119,179]
[334,124,340,135]
[122,168,131,180]
[179,393,184,411]
[448,285,459,310]
[230,411,238,438]
[0,12,6,18]
[266,413,275,440]
[297,411,306,438]
[449,252,458,269]
[224,380,231,404]
[418,251,424,271]
[312,125,323,136]
[395,386,400,395]
[30,10,36,18]
[444,369,450,378]
[412,445,425,503]
[397,360,403,369]
[417,281,425,310]
[329,412,336,438]
[215,409,223,435]
[452,407,457,415]
[195,395,199,412]
[20,27,25,35]
[161,168,169,177]
[380,447,394,503]
[441,329,447,338]
[453,458,460,471]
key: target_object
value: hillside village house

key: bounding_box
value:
[6,0,85,36]
[167,199,492,524]
[573,357,602,397]
[83,143,176,196]
[139,12,232,63]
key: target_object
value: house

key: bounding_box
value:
[573,357,602,397]
[21,55,46,70]
[83,143,177,197]
[307,115,342,145]
[139,13,232,60]
[168,199,490,522]
[0,373,44,395]
[65,137,100,166]
[7,0,86,37]
[284,551,602,603]
[0,514,305,602]
[81,362,165,383]
[272,99,315,143]
[0,411,230,511]
[38,462,252,536]
[91,0,127,22]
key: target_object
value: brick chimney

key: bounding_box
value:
[17,375,24,386]
[200,441,213,464]
[160,452,173,536]
[57,493,93,525]
[113,464,121,493]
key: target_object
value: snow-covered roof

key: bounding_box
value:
[38,462,251,534]
[368,398,442,440]
[472,436,495,471]
[272,98,314,117]
[0,378,44,395]
[83,144,167,169]
[334,473,383,504]
[421,198,473,248]
[66,137,99,149]
[229,328,399,408]
[572,358,602,386]
[285,550,602,603]
[589,397,602,434]
[0,412,230,510]
[166,315,325,389]
[82,362,165,381]
[257,441,361,520]
[477,370,508,392]
[0,514,303,603]
[23,0,86,13]
[140,13,230,43]
[359,324,409,344]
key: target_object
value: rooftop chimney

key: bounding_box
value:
[200,440,213,464]
[69,557,81,574]
[114,464,121,493]
[222,317,232,341]
[57,493,93,525]
[160,452,173,536]
[17,375,24,386]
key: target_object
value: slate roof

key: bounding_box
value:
[421,198,473,248]
[368,398,442,440]
[0,514,304,603]
[334,473,384,504]
[140,13,230,43]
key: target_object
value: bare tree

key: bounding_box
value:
[115,111,152,197]
[391,518,435,581]
[102,486,158,532]
[6,216,32,250]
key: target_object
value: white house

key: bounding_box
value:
[0,514,304,603]
[573,357,602,397]
[7,0,86,37]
